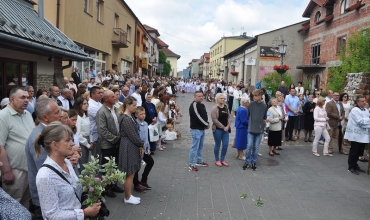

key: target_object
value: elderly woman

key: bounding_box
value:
[303,95,315,142]
[267,98,284,156]
[25,85,36,114]
[340,93,351,146]
[36,122,100,219]
[234,96,250,160]
[211,93,231,166]
[312,97,331,157]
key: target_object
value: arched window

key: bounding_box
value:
[340,0,349,14]
[315,11,321,22]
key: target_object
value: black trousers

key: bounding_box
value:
[348,141,366,170]
[133,154,154,186]
[228,96,234,113]
[101,147,119,190]
[338,125,343,152]
[285,116,297,139]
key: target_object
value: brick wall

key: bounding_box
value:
[34,74,54,92]
[301,0,370,90]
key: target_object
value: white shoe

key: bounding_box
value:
[141,161,146,166]
[319,140,324,145]
[132,195,141,201]
[124,196,140,205]
[258,153,262,157]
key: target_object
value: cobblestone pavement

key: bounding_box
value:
[105,93,370,220]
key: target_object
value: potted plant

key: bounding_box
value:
[273,64,291,74]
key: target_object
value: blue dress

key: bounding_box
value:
[234,107,249,150]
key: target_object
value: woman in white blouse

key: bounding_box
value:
[74,97,93,172]
[231,85,242,117]
[340,93,351,146]
[312,97,331,157]
[35,122,100,219]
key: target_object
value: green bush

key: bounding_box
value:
[262,71,293,95]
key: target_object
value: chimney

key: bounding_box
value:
[38,0,44,19]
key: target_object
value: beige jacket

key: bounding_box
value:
[211,105,231,132]
[267,106,282,131]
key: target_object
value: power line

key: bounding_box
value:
[160,31,210,48]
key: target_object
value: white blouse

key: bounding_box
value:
[76,114,91,149]
[36,157,83,220]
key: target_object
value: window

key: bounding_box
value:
[84,0,92,15]
[337,36,347,53]
[136,31,140,46]
[315,11,321,22]
[114,14,119,34]
[311,43,321,65]
[220,45,222,53]
[97,0,104,22]
[340,0,349,14]
[126,25,131,42]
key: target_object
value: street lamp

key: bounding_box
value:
[278,40,287,83]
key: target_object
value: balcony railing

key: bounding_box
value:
[112,28,128,48]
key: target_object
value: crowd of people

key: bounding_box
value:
[0,69,369,219]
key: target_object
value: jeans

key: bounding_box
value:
[245,133,263,164]
[189,129,205,166]
[213,129,229,161]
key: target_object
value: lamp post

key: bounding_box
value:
[278,40,287,83]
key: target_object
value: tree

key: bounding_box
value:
[158,51,172,76]
[262,71,293,95]
[327,29,370,92]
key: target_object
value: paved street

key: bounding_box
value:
[105,93,370,220]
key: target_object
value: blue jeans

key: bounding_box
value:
[189,129,205,166]
[245,133,263,164]
[213,129,229,161]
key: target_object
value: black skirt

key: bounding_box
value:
[268,130,282,146]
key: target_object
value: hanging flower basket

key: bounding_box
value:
[230,71,239,76]
[273,64,290,74]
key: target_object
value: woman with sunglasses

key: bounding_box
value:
[340,93,351,146]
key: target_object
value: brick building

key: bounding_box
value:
[297,0,370,92]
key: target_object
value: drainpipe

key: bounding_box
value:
[56,0,60,28]
[38,0,44,19]
[242,50,246,83]
[62,60,72,70]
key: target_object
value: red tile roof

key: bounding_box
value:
[143,24,160,37]
[157,38,169,48]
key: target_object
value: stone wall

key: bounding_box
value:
[34,74,54,92]
[343,72,370,104]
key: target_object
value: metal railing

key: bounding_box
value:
[112,28,128,48]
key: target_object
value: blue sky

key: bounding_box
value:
[125,0,311,71]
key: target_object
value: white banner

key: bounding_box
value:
[245,58,256,66]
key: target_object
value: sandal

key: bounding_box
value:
[269,152,274,156]
[272,151,280,155]
[157,146,164,151]
[323,153,333,157]
[313,152,320,157]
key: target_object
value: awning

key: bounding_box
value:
[296,65,326,70]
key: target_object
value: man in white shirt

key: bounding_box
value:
[131,85,142,106]
[324,90,333,108]
[58,88,71,110]
[88,86,103,159]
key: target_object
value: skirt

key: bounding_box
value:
[268,130,282,146]
[294,114,305,130]
[231,98,240,111]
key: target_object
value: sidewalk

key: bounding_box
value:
[105,93,370,220]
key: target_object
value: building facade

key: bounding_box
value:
[199,53,210,78]
[157,38,180,77]
[0,0,89,99]
[210,33,252,80]
[298,0,370,91]
[35,0,137,78]
[143,25,160,77]
[223,21,306,88]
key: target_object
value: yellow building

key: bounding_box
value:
[34,0,137,78]
[135,22,150,76]
[210,33,252,79]
[157,38,180,77]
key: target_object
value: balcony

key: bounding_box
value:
[112,28,128,48]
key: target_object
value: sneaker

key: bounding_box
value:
[124,196,140,205]
[215,161,222,167]
[242,163,250,170]
[139,182,152,190]
[319,140,324,145]
[258,153,262,157]
[141,161,146,166]
[133,185,146,193]
[251,163,257,171]
[189,165,198,171]
[196,162,209,167]
[131,195,141,201]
